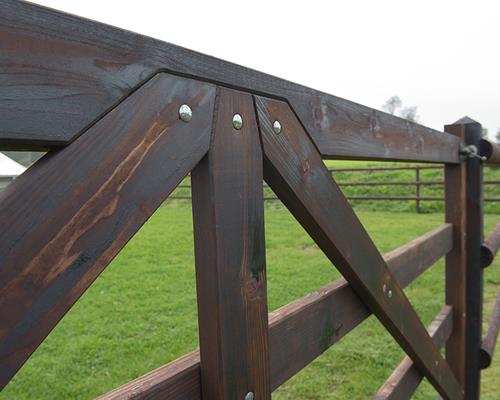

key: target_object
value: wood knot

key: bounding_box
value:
[242,273,265,301]
[301,160,311,175]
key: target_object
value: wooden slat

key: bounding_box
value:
[444,118,483,399]
[98,223,453,399]
[481,222,500,268]
[0,73,216,390]
[479,293,500,369]
[190,88,271,399]
[0,1,460,163]
[373,306,453,400]
[256,95,463,400]
[480,138,500,164]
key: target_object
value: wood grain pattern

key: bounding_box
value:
[373,306,453,400]
[0,0,460,163]
[99,224,453,399]
[0,73,216,390]
[256,95,463,400]
[444,119,483,399]
[479,293,500,369]
[190,88,271,399]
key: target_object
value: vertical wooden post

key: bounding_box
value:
[415,166,421,214]
[444,117,483,399]
[191,88,271,399]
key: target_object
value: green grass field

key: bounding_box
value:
[1,200,498,399]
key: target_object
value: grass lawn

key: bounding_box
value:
[1,202,499,399]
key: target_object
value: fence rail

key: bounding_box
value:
[169,165,500,213]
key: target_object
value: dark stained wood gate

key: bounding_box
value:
[0,1,499,399]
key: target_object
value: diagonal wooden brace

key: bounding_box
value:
[0,73,216,390]
[254,95,464,400]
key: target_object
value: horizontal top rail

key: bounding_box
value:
[0,1,460,163]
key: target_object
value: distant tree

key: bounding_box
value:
[496,128,500,144]
[381,96,402,115]
[382,96,419,122]
[400,106,419,122]
[481,127,489,138]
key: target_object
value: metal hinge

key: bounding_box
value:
[459,144,486,161]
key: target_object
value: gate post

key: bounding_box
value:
[444,117,483,399]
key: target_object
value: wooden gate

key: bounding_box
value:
[0,1,499,399]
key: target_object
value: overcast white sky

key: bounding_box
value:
[34,0,500,138]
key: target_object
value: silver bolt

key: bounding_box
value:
[244,393,255,400]
[388,289,393,298]
[233,113,243,130]
[272,120,282,134]
[179,104,192,122]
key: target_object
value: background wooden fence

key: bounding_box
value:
[170,164,500,213]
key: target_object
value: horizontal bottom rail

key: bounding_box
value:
[373,305,453,399]
[98,224,453,400]
[479,293,500,369]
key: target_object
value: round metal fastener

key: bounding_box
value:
[272,120,282,134]
[233,113,243,130]
[179,104,192,122]
[244,392,255,400]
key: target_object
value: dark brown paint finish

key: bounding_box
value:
[0,1,460,163]
[191,88,271,399]
[444,120,483,400]
[0,73,216,390]
[255,95,463,400]
[0,2,495,397]
[374,306,454,400]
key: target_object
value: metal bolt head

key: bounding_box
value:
[244,392,255,400]
[272,120,282,134]
[179,104,192,122]
[233,113,243,130]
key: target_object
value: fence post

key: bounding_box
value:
[415,166,421,213]
[444,117,483,399]
[191,88,271,399]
